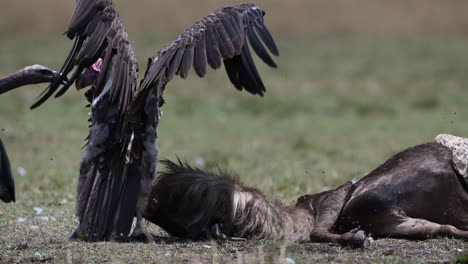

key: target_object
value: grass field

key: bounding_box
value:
[1,1,468,263]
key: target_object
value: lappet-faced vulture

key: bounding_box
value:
[30,0,279,242]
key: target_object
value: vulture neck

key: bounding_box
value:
[0,67,45,95]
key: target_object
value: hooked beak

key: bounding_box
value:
[52,71,68,85]
[75,71,98,91]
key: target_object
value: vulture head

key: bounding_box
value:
[23,65,61,84]
[76,58,102,90]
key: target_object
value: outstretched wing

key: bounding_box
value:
[131,4,278,111]
[31,0,138,113]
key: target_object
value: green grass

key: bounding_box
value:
[0,33,467,263]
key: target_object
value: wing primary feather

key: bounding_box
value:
[254,23,279,56]
[30,36,84,109]
[223,58,242,90]
[166,47,185,81]
[179,44,194,79]
[221,19,242,54]
[246,25,277,68]
[193,30,208,77]
[110,54,124,102]
[240,43,265,94]
[229,15,245,48]
[117,62,129,110]
[122,66,132,112]
[215,23,235,58]
[84,15,101,37]
[205,25,222,69]
[148,54,171,83]
[59,37,81,74]
[223,42,265,95]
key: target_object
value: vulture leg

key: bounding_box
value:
[130,210,153,242]
[129,81,162,243]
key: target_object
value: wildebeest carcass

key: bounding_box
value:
[143,134,468,247]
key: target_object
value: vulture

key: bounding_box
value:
[0,64,61,203]
[30,0,279,242]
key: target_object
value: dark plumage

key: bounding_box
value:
[28,0,279,242]
[0,138,14,203]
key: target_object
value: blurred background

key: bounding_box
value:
[0,0,468,201]
[1,1,468,262]
[2,0,468,35]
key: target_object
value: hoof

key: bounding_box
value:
[351,230,366,249]
[338,230,366,249]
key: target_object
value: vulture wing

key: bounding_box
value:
[131,3,279,113]
[31,0,138,114]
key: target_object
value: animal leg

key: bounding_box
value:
[377,213,468,240]
[209,223,246,241]
[303,182,365,248]
[130,210,153,243]
[310,229,366,248]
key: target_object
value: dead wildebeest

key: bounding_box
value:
[143,134,468,247]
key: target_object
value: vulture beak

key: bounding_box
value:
[76,58,102,90]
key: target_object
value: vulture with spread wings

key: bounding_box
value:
[31,0,278,242]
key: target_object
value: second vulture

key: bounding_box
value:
[30,0,279,242]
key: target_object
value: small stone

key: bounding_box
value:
[17,167,27,177]
[33,207,43,214]
[195,157,205,166]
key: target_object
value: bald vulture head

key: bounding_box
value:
[75,58,102,91]
[0,64,61,95]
